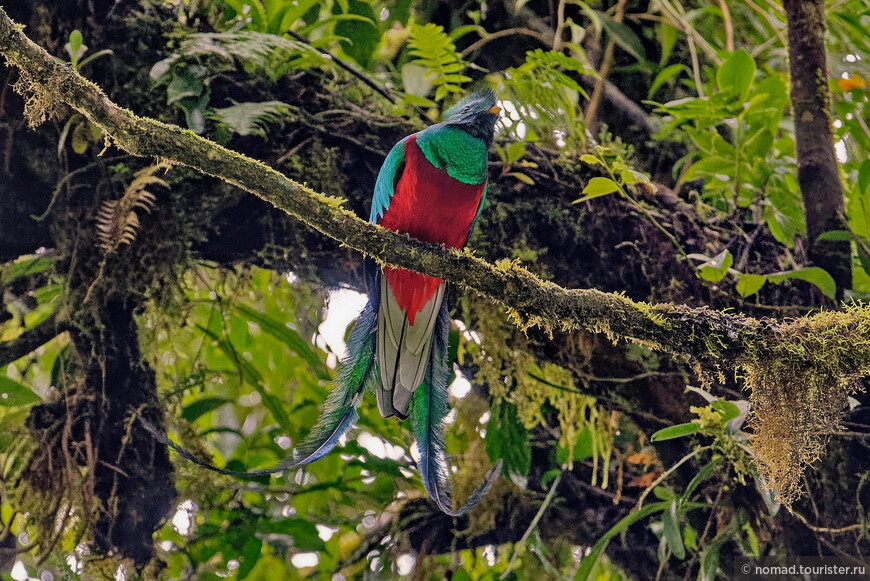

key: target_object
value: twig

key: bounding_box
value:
[636,447,707,510]
[686,33,704,98]
[788,508,867,534]
[285,30,396,105]
[584,0,628,130]
[718,0,734,52]
[654,0,720,63]
[32,155,128,221]
[501,472,563,579]
[0,314,66,367]
[553,0,567,51]
[461,28,551,56]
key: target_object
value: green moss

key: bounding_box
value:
[741,305,870,503]
[465,298,614,487]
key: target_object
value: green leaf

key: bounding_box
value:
[579,154,600,165]
[651,423,699,442]
[743,128,773,158]
[710,400,740,423]
[503,141,528,165]
[196,325,293,431]
[735,273,766,298]
[207,101,292,137]
[575,501,669,580]
[859,245,870,276]
[334,0,378,67]
[485,402,531,477]
[235,304,329,380]
[681,460,719,504]
[684,523,698,550]
[507,172,535,185]
[263,518,327,551]
[77,49,113,71]
[766,267,837,299]
[66,29,85,67]
[816,230,853,242]
[859,159,870,195]
[648,64,687,99]
[0,377,42,406]
[401,93,438,109]
[662,499,685,559]
[556,425,596,464]
[407,23,469,102]
[598,12,646,63]
[237,536,263,579]
[167,74,205,105]
[1,255,53,285]
[576,177,620,202]
[716,49,755,99]
[71,121,89,154]
[693,250,733,283]
[657,22,679,66]
[181,397,232,422]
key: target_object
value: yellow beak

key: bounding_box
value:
[488,105,502,115]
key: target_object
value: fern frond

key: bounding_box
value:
[175,32,324,81]
[407,24,471,102]
[207,100,294,137]
[95,164,169,253]
[500,49,595,149]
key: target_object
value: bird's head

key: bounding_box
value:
[442,89,501,146]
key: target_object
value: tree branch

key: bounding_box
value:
[0,314,66,367]
[0,6,862,373]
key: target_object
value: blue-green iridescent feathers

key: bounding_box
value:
[290,286,381,465]
[409,298,503,515]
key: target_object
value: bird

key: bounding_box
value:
[294,89,504,515]
[143,90,503,516]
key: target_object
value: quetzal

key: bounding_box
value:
[296,89,503,515]
[144,90,502,515]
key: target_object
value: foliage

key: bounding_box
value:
[653,50,800,244]
[496,49,593,150]
[149,32,322,131]
[96,164,166,253]
[405,23,471,104]
[1,0,869,578]
[140,267,416,578]
[207,100,294,137]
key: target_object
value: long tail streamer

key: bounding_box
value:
[409,300,503,516]
[141,288,381,477]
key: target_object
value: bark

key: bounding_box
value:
[0,0,179,566]
[783,0,852,297]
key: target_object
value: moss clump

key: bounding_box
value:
[467,299,614,486]
[14,63,66,127]
[743,305,870,503]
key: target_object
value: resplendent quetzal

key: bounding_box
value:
[297,89,504,515]
[144,90,503,515]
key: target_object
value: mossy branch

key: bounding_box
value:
[1,6,868,502]
[0,6,763,364]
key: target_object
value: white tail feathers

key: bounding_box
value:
[376,279,446,418]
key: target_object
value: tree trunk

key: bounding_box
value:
[783,0,852,297]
